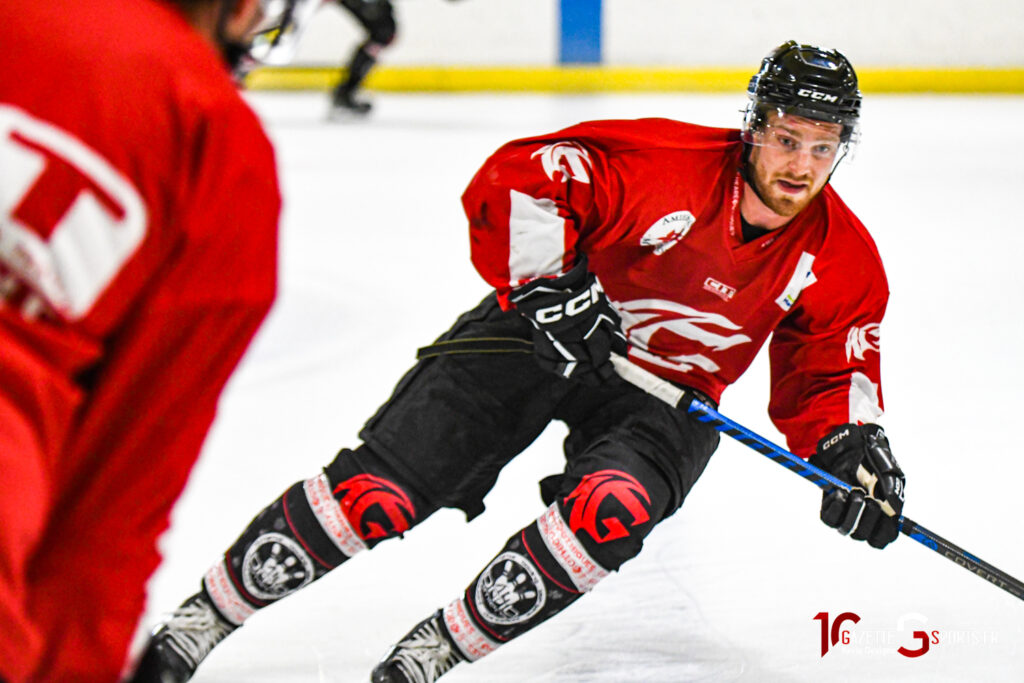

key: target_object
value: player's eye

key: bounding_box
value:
[811,143,837,159]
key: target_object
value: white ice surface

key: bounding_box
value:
[139,91,1024,682]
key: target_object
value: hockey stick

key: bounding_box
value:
[608,353,1024,603]
[415,338,1024,600]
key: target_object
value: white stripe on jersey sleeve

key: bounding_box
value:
[775,251,817,312]
[849,371,884,424]
[508,189,567,288]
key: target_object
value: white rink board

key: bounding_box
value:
[602,0,1024,66]
[290,0,1024,67]
[139,91,1024,682]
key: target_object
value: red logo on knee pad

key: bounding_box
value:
[333,474,415,540]
[564,470,651,543]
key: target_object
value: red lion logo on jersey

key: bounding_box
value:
[563,470,651,543]
[333,474,415,541]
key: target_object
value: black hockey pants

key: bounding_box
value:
[204,294,719,651]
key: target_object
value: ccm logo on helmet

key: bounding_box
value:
[797,88,839,103]
[536,283,601,324]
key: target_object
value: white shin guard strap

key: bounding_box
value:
[203,560,255,627]
[442,598,500,661]
[536,502,610,592]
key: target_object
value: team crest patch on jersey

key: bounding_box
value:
[531,142,591,183]
[474,552,546,626]
[846,323,881,361]
[703,277,736,302]
[640,211,695,255]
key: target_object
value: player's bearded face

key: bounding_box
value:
[747,112,843,217]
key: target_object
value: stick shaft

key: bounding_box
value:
[609,354,1024,603]
[684,398,851,492]
[900,518,1024,599]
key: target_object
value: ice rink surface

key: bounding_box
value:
[138,91,1024,682]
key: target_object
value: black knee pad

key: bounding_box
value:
[322,445,433,545]
[542,454,673,571]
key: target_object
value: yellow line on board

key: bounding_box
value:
[244,66,1024,94]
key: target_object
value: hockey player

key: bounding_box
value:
[328,0,464,117]
[0,1,315,681]
[329,0,398,115]
[134,41,906,683]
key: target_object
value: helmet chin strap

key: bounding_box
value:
[823,145,850,186]
[738,141,769,208]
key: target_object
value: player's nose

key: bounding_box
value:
[786,148,815,175]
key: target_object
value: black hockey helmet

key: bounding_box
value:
[743,41,862,144]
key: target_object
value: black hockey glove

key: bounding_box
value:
[809,424,905,549]
[510,257,628,385]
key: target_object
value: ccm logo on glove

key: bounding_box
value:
[819,427,852,452]
[533,283,602,324]
[510,257,627,384]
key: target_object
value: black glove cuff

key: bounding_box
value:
[814,423,871,461]
[509,257,589,308]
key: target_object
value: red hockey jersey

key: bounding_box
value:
[0,1,279,517]
[463,119,887,458]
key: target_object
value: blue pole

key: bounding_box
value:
[559,0,602,64]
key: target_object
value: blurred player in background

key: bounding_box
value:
[135,41,906,683]
[329,0,397,116]
[328,0,464,117]
[0,1,315,680]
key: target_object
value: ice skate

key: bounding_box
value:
[329,87,373,119]
[370,610,466,683]
[130,592,237,683]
